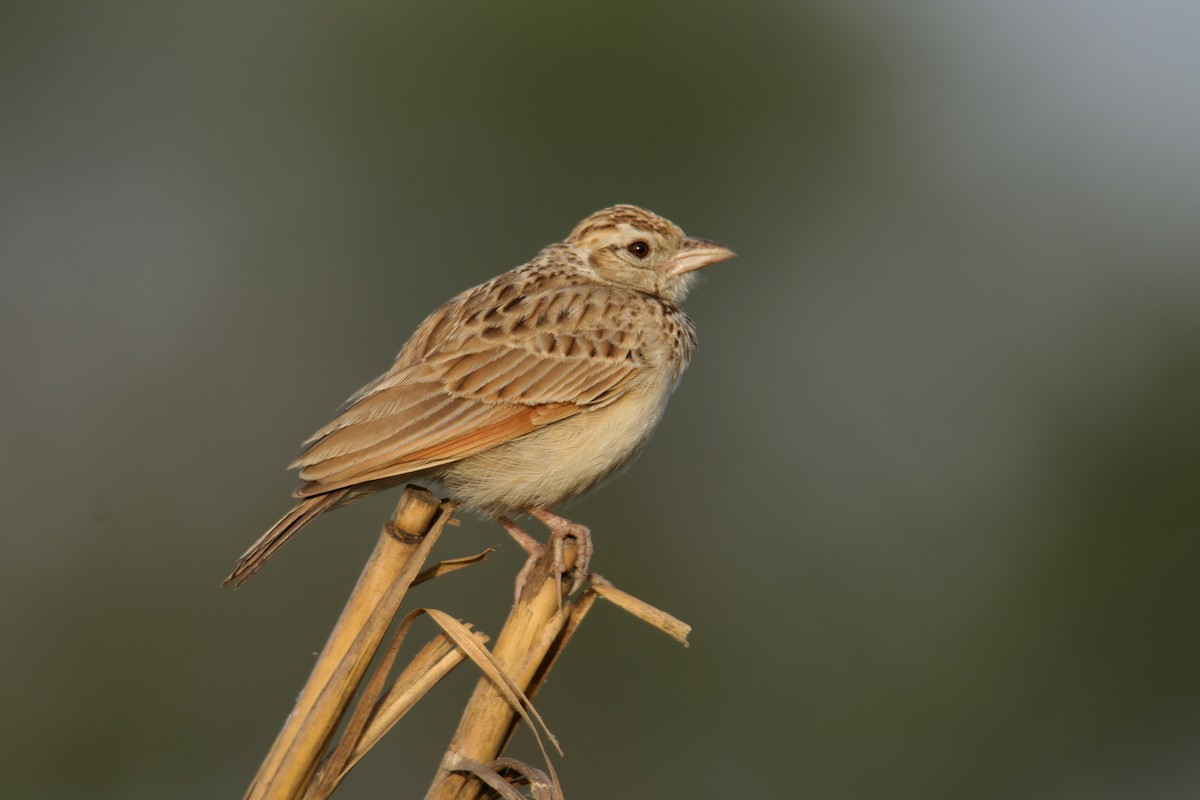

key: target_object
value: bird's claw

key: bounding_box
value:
[500,510,593,605]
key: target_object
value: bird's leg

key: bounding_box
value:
[498,516,545,605]
[526,506,593,597]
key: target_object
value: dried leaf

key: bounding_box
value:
[493,757,557,800]
[412,548,495,587]
[443,752,541,800]
[355,629,485,756]
[422,608,563,757]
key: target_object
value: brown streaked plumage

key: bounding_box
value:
[223,205,734,593]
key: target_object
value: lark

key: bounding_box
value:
[223,205,734,597]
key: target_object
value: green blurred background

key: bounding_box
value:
[3,2,1199,798]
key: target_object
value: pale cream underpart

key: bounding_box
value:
[437,370,679,515]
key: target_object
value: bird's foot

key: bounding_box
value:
[527,506,593,599]
[498,509,592,604]
[499,517,547,605]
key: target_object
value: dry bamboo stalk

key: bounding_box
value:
[490,578,687,759]
[306,621,491,798]
[243,486,451,800]
[236,485,691,800]
[496,588,600,756]
[424,540,580,800]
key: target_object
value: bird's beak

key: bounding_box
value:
[668,237,737,276]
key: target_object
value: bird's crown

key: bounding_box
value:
[561,204,734,302]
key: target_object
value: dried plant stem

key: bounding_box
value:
[235,484,692,800]
[423,541,582,800]
[243,486,450,800]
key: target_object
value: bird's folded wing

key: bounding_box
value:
[291,288,646,496]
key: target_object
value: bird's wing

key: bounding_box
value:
[291,282,648,496]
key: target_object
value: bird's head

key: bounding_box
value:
[567,205,735,302]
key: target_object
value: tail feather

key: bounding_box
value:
[222,489,350,587]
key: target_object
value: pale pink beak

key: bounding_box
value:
[667,237,737,276]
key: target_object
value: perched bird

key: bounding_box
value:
[223,204,734,596]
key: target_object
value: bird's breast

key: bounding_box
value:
[436,369,680,515]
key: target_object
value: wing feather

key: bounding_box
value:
[290,280,650,496]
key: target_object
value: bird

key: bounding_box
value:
[223,204,734,598]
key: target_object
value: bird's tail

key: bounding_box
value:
[222,489,350,587]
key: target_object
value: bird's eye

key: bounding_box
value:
[626,240,650,259]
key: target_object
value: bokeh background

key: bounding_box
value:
[3,2,1199,798]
